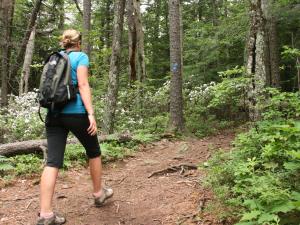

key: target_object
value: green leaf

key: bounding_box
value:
[289,151,300,159]
[240,210,261,221]
[284,162,300,170]
[291,192,300,201]
[0,163,14,171]
[235,222,257,225]
[271,202,295,213]
[243,199,259,210]
[257,213,279,223]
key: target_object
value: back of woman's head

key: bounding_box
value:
[60,29,81,49]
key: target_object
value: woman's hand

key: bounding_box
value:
[87,114,97,136]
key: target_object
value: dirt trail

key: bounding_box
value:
[0,132,235,225]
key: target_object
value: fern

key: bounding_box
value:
[0,156,13,172]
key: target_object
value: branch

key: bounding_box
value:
[72,0,83,16]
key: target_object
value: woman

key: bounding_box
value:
[36,29,113,225]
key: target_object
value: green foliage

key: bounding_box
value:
[185,67,249,137]
[10,154,42,175]
[64,144,87,169]
[261,88,300,120]
[0,156,14,175]
[183,1,248,84]
[205,91,300,224]
[0,92,44,143]
[281,46,300,60]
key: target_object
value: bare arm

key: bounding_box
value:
[77,66,97,135]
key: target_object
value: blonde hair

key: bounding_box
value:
[60,29,81,49]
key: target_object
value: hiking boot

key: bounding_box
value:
[36,212,66,225]
[94,187,114,207]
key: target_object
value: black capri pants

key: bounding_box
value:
[45,113,101,168]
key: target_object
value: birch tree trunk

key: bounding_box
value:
[19,26,36,95]
[102,0,126,134]
[168,0,184,132]
[0,0,15,106]
[9,0,42,95]
[246,0,268,121]
[83,0,91,57]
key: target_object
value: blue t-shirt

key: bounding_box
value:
[61,51,89,114]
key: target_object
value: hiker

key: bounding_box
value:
[36,29,113,225]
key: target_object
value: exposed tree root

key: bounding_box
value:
[148,163,198,178]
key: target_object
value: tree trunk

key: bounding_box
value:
[168,0,184,132]
[0,0,15,106]
[58,0,64,30]
[9,0,42,95]
[102,0,126,134]
[263,0,280,88]
[127,0,146,84]
[152,0,161,72]
[83,0,91,57]
[135,0,146,82]
[246,0,268,121]
[211,0,218,26]
[127,0,137,83]
[0,133,134,157]
[99,0,113,49]
[19,26,36,95]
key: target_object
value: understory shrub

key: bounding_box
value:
[185,66,249,136]
[205,89,300,225]
[0,91,45,143]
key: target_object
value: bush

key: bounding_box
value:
[0,91,45,143]
[64,144,87,169]
[205,90,300,224]
[10,154,43,175]
[0,156,14,176]
[185,66,249,137]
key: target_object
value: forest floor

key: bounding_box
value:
[0,131,235,225]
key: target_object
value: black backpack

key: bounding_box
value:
[38,51,78,121]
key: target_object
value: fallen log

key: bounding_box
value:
[0,133,133,157]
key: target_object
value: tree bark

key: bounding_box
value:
[102,0,126,134]
[0,133,134,157]
[9,0,42,95]
[100,0,112,49]
[58,0,64,30]
[263,0,280,88]
[135,0,146,82]
[246,0,268,121]
[152,0,161,71]
[19,26,36,95]
[127,0,137,83]
[168,0,184,132]
[82,0,91,57]
[0,0,15,106]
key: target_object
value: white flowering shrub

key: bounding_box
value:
[113,81,170,132]
[184,67,249,136]
[0,91,44,143]
[92,68,248,136]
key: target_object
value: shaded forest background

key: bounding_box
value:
[1,0,300,224]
